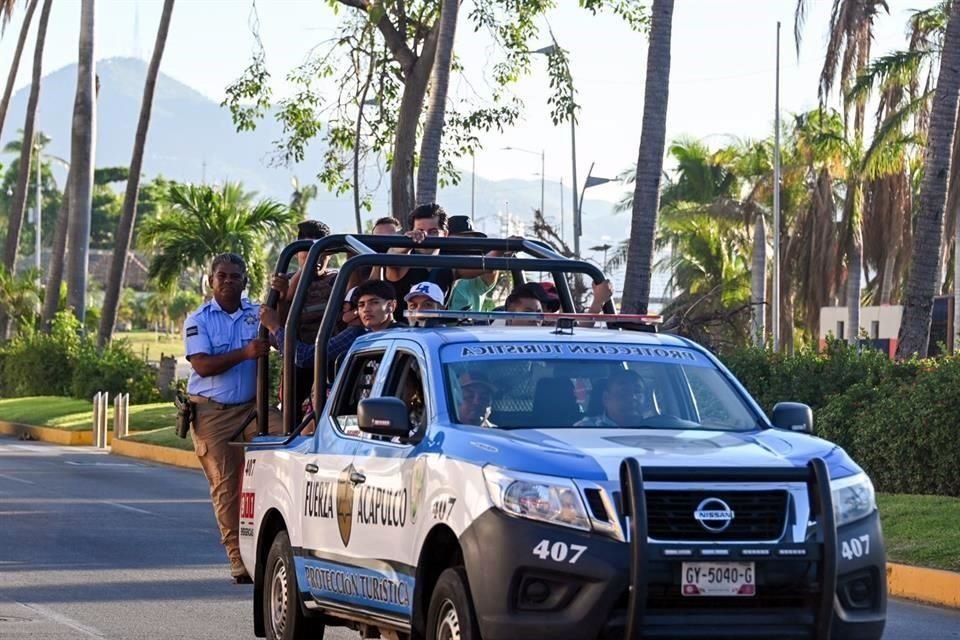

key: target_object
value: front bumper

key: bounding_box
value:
[459,474,885,640]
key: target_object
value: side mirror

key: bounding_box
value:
[358,397,411,438]
[770,402,814,434]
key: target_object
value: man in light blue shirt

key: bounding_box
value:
[182,253,270,584]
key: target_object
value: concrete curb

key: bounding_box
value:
[2,418,959,609]
[0,420,112,446]
[887,563,960,609]
[110,438,201,470]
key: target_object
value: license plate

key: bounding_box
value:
[681,562,755,597]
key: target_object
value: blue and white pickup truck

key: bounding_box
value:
[239,235,886,640]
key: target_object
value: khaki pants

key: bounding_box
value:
[190,400,282,564]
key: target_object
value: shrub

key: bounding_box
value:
[722,343,958,496]
[0,312,158,404]
[71,340,160,405]
[0,313,81,397]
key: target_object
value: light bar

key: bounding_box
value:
[404,309,663,325]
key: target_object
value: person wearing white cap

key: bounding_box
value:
[404,281,446,313]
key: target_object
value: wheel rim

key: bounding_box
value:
[268,556,289,638]
[435,598,461,640]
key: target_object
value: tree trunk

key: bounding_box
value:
[880,252,896,305]
[620,0,674,314]
[897,0,960,359]
[846,237,862,343]
[0,0,39,145]
[98,0,174,347]
[0,0,52,340]
[41,167,69,329]
[65,0,96,325]
[415,0,459,207]
[750,211,767,346]
[390,26,440,225]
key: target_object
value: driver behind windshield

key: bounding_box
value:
[575,369,654,427]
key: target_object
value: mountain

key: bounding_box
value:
[1,58,662,298]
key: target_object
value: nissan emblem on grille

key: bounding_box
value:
[693,497,735,532]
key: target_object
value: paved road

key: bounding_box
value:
[1,438,958,639]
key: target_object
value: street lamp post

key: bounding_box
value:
[589,242,613,270]
[531,43,580,257]
[577,161,615,252]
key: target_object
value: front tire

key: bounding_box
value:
[425,568,481,640]
[263,530,324,640]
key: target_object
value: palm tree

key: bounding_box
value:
[137,182,297,296]
[897,0,960,358]
[98,0,175,347]
[40,165,69,328]
[0,0,51,340]
[0,0,39,146]
[794,0,889,344]
[620,0,675,314]
[415,0,460,207]
[64,0,95,324]
[0,264,39,334]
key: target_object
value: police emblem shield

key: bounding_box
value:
[336,464,355,547]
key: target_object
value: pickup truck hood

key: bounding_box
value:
[499,427,857,482]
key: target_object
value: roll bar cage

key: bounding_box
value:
[246,233,619,443]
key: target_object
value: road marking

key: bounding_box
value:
[104,502,154,516]
[0,473,35,485]
[64,461,136,467]
[17,601,108,639]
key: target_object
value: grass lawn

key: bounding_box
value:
[126,426,194,452]
[0,396,175,432]
[878,493,960,572]
[114,330,184,361]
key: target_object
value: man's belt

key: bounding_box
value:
[189,395,254,411]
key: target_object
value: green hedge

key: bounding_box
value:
[0,312,160,404]
[723,341,959,497]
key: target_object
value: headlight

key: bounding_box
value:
[831,472,876,527]
[483,465,590,531]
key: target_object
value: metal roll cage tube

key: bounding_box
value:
[241,233,615,446]
[617,457,837,639]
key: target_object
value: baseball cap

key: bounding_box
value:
[458,369,495,391]
[448,215,487,238]
[344,287,358,304]
[404,281,445,305]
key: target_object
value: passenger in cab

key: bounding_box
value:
[456,370,497,427]
[575,369,654,427]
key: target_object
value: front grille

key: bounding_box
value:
[643,490,788,541]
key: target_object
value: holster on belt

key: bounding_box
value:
[173,390,195,439]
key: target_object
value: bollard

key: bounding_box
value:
[113,392,129,440]
[92,392,101,448]
[98,392,109,448]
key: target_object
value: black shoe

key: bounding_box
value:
[233,572,253,584]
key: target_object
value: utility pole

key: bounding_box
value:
[34,136,42,314]
[772,21,782,352]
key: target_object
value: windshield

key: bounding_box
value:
[441,342,758,431]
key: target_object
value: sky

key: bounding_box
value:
[0,0,929,213]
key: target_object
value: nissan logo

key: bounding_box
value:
[694,497,735,533]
